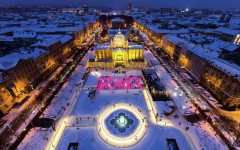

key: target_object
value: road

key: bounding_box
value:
[0,26,101,150]
[0,48,87,150]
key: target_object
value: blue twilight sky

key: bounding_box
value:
[0,0,239,8]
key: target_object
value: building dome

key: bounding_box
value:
[113,29,126,42]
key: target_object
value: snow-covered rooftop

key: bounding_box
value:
[0,25,86,35]
[0,36,14,42]
[144,23,189,34]
[32,35,72,48]
[95,45,111,50]
[60,35,72,44]
[214,27,240,35]
[13,31,37,38]
[163,34,219,60]
[0,48,46,70]
[212,59,240,79]
[111,17,125,22]
[128,45,144,49]
[163,34,240,78]
[177,34,239,52]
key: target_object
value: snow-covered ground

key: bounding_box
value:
[53,69,196,150]
[71,90,148,117]
[17,128,48,150]
[144,48,228,150]
[57,125,192,150]
[54,72,194,150]
[18,48,228,150]
[17,51,93,150]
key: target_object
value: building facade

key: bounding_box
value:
[74,19,100,47]
[200,61,240,106]
[134,20,240,107]
[87,29,147,69]
[0,19,100,114]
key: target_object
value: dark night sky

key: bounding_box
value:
[0,0,239,8]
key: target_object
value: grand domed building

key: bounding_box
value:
[87,29,147,69]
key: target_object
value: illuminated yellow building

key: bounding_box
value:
[74,19,100,47]
[87,29,147,69]
[0,19,100,115]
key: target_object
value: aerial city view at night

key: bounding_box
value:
[0,0,240,150]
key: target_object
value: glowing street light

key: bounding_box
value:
[173,92,177,97]
[182,105,186,110]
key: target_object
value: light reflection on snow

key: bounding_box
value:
[91,71,101,77]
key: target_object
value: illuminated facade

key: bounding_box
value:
[134,20,240,107]
[200,63,240,107]
[233,34,240,45]
[87,29,147,69]
[133,21,167,47]
[0,19,99,114]
[74,19,100,47]
[0,39,75,114]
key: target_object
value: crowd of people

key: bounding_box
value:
[97,76,144,90]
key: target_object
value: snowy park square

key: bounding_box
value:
[55,70,195,150]
[71,89,149,117]
[57,125,193,150]
[18,52,228,150]
[71,70,149,117]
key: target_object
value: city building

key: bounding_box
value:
[133,19,240,107]
[0,35,74,114]
[87,29,147,69]
[213,27,240,43]
[129,0,132,12]
[83,5,88,14]
[233,34,240,45]
[0,14,100,114]
[110,17,127,29]
[200,59,240,106]
[143,69,168,100]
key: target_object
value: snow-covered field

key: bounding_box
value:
[18,48,228,150]
[17,51,93,150]
[144,48,228,150]
[71,90,149,117]
[57,125,192,150]
[56,70,195,150]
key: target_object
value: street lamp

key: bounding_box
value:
[205,110,213,123]
[172,92,177,97]
[19,113,34,128]
[4,124,19,137]
[125,83,128,93]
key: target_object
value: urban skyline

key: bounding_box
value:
[0,0,240,9]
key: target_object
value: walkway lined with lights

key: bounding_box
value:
[45,51,93,150]
[46,87,198,150]
[45,85,82,150]
[44,50,198,149]
[142,89,199,150]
